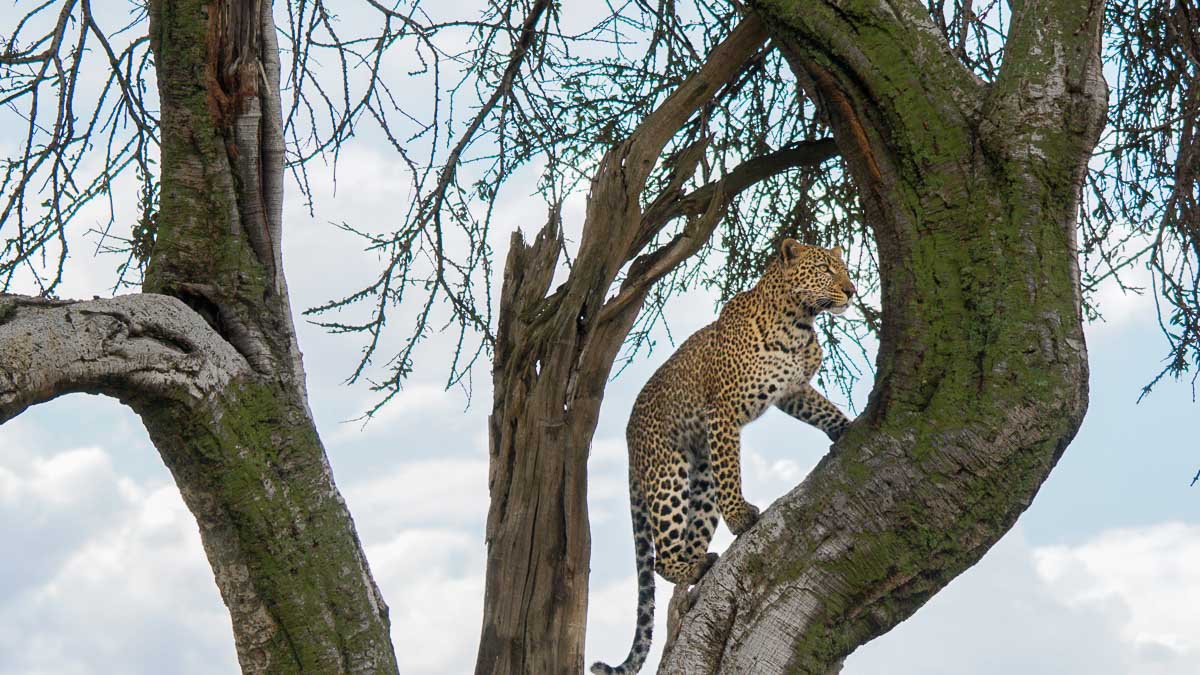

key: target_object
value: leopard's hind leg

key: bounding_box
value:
[646,439,717,585]
[682,437,719,580]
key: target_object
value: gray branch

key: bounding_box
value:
[0,293,249,422]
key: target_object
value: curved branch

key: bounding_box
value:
[639,138,839,244]
[601,137,840,325]
[657,2,1106,673]
[598,181,729,324]
[752,0,985,159]
[0,293,249,422]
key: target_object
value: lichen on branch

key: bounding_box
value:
[0,293,249,422]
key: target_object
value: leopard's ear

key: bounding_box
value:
[831,245,844,258]
[780,238,804,265]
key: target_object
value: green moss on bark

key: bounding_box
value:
[146,0,271,313]
[141,1,397,671]
[138,378,396,673]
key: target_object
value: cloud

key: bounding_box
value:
[1034,522,1200,658]
[0,435,499,675]
[0,6,1191,673]
[586,570,677,674]
[0,447,235,675]
[1085,259,1156,338]
[743,439,821,493]
[6,435,1196,675]
[0,446,133,594]
[847,525,1200,675]
[590,437,628,466]
[345,458,489,538]
[581,519,1200,675]
[367,529,486,674]
[327,384,459,443]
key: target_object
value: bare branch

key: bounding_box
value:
[303,0,558,402]
[598,181,728,324]
[638,137,838,246]
[0,0,156,291]
[418,0,552,225]
[0,293,249,422]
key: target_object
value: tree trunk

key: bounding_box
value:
[660,0,1108,672]
[1,1,399,672]
[139,1,397,670]
[475,19,775,675]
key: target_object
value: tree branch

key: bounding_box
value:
[0,293,249,422]
[617,16,772,181]
[636,138,839,252]
[599,137,839,324]
[753,0,984,137]
[559,16,770,327]
[598,180,729,324]
[982,0,1108,167]
[479,17,777,671]
[657,1,1105,672]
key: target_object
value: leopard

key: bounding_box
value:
[591,239,856,675]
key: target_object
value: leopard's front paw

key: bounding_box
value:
[725,503,760,535]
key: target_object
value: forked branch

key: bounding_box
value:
[601,138,839,325]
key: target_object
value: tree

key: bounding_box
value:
[0,1,1196,674]
[662,0,1103,669]
[1,0,397,670]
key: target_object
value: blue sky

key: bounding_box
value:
[1,2,1198,674]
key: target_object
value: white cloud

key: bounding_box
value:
[586,571,676,674]
[1034,522,1200,657]
[346,458,488,538]
[328,384,459,442]
[0,445,132,592]
[367,530,485,674]
[0,5,1192,674]
[0,448,235,675]
[23,447,115,507]
[587,437,633,524]
[1085,260,1156,338]
[0,435,500,675]
[848,524,1200,675]
[744,441,819,491]
[590,437,627,466]
[8,395,1194,675]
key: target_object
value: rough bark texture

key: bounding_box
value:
[476,18,776,675]
[0,294,248,420]
[140,1,396,671]
[659,1,1107,672]
[1,1,398,672]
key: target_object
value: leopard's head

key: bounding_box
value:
[777,238,856,315]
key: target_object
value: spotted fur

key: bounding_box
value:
[591,239,855,675]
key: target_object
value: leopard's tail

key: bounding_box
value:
[590,471,655,675]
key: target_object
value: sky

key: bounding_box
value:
[1,3,1198,675]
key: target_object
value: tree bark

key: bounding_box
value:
[0,294,248,420]
[0,1,399,672]
[0,2,1106,673]
[660,0,1107,672]
[139,1,397,670]
[475,18,783,675]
